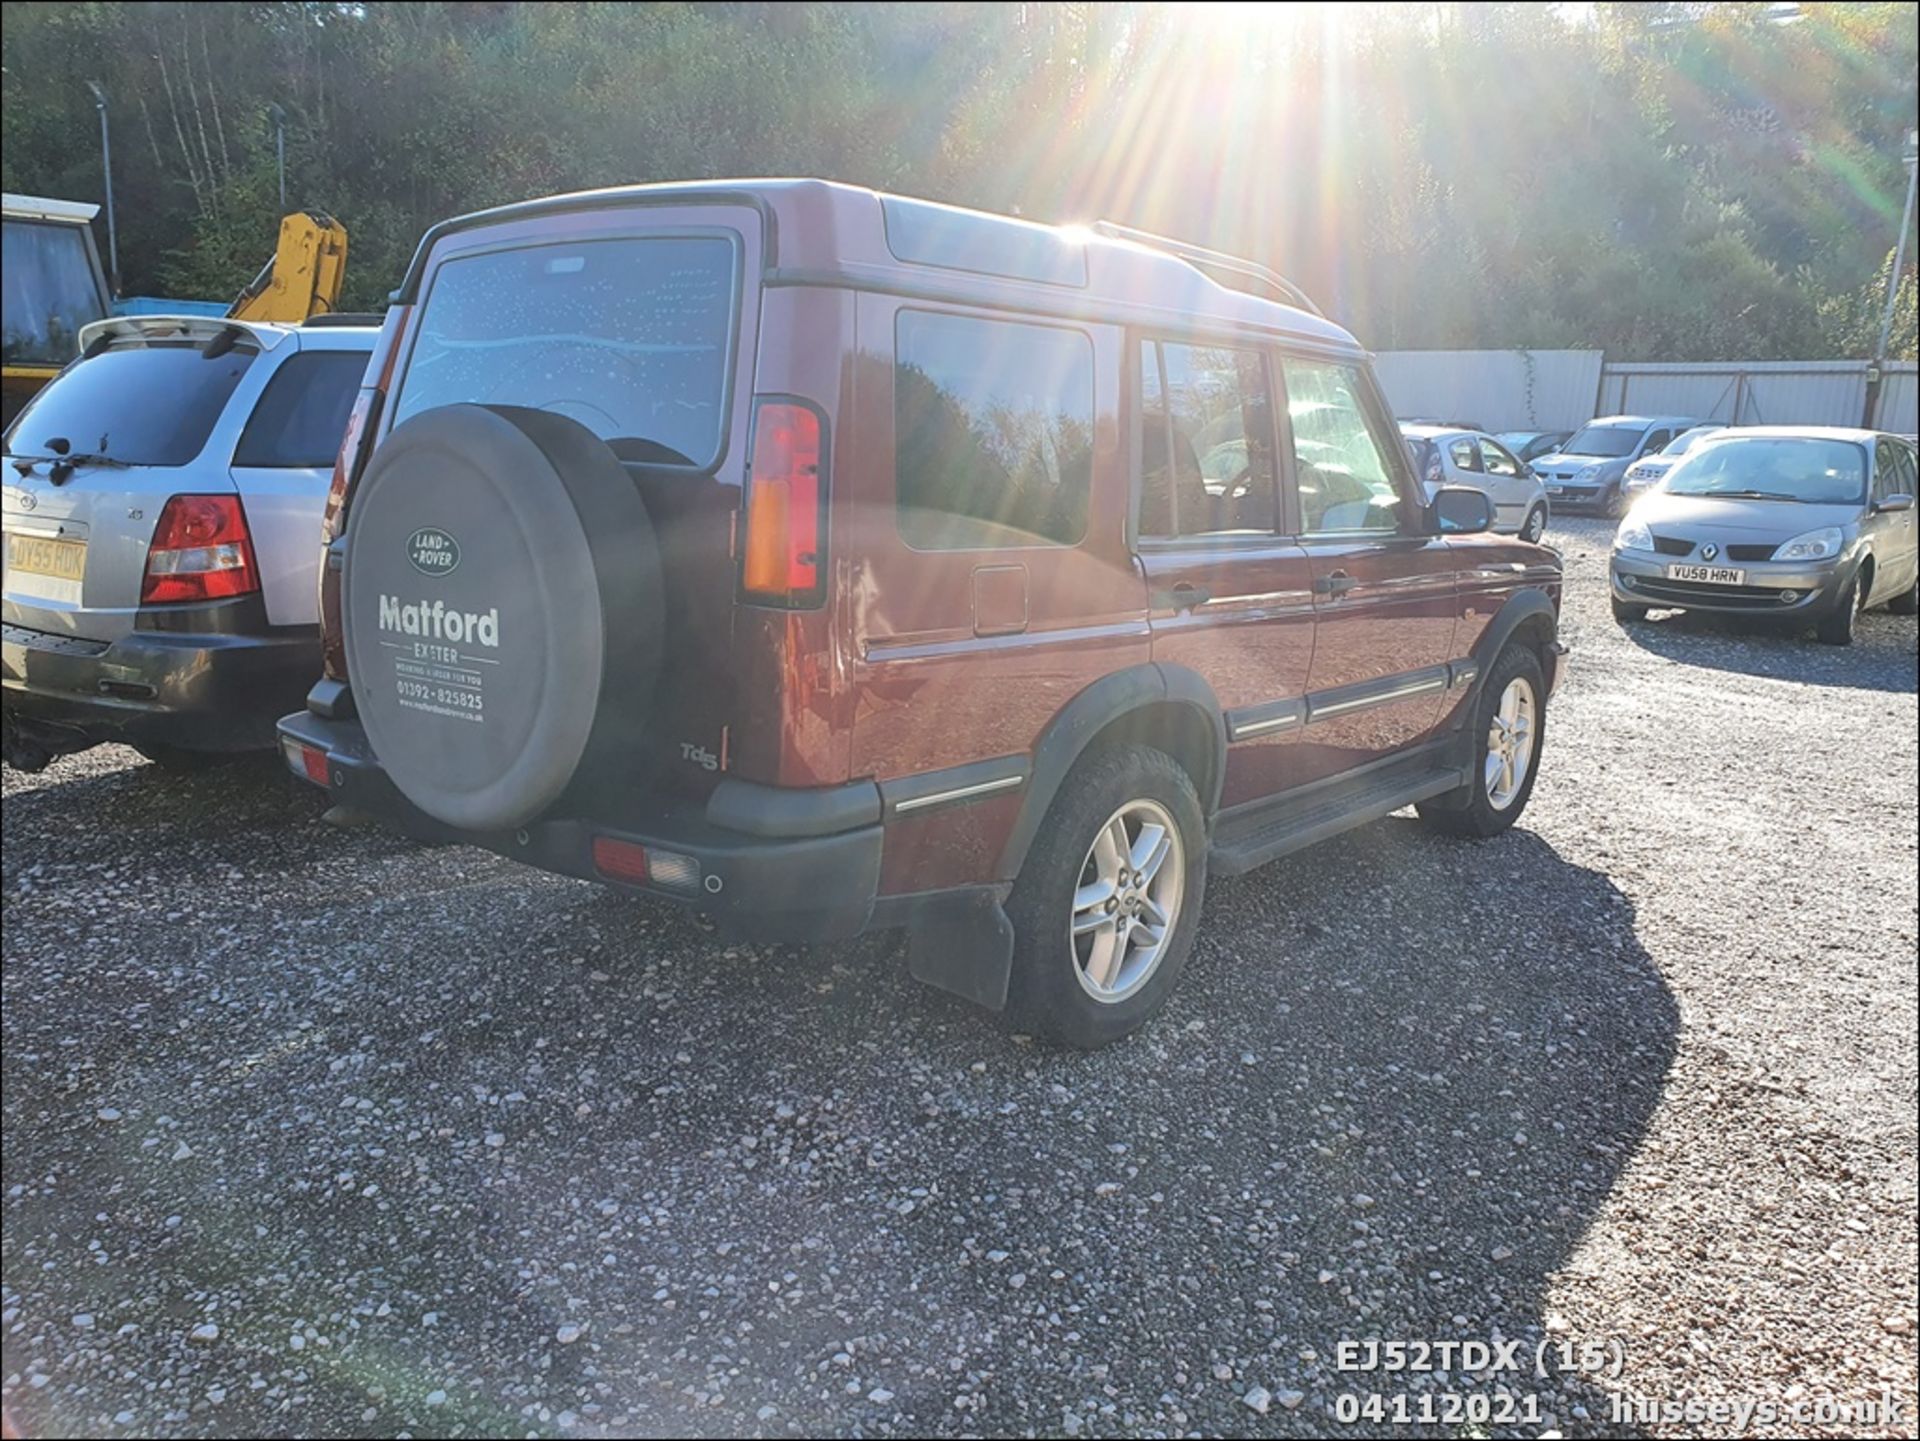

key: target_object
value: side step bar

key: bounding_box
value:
[1208,755,1468,877]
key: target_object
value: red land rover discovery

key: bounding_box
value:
[279,180,1566,1047]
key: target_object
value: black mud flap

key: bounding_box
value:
[907,890,1015,1012]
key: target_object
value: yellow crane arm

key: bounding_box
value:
[227,210,348,323]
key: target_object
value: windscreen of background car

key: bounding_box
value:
[391,235,737,469]
[1562,424,1644,458]
[1662,438,1866,504]
[2,219,109,368]
[5,340,256,466]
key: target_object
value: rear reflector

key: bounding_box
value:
[142,494,259,604]
[280,736,330,786]
[740,399,825,607]
[591,836,651,884]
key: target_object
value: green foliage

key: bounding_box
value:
[1,0,1913,357]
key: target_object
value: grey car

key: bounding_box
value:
[1610,427,1920,645]
[3,314,376,769]
[1531,414,1700,516]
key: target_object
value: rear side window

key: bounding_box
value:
[233,350,370,468]
[1448,437,1481,472]
[7,340,255,467]
[2,219,109,368]
[391,234,738,469]
[894,310,1094,550]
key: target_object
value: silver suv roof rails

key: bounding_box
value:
[1089,220,1324,318]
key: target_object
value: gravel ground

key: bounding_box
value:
[3,517,1915,1439]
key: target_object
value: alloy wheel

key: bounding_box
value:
[1484,677,1538,811]
[1070,799,1185,1004]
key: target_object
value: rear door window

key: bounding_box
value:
[894,309,1094,550]
[1138,339,1277,538]
[233,350,370,468]
[1448,437,1482,473]
[7,339,256,466]
[392,234,739,469]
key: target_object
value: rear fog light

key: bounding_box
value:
[281,737,330,785]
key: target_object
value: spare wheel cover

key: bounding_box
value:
[342,403,662,831]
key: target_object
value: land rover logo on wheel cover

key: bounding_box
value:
[407,527,461,577]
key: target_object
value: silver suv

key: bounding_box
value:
[3,314,375,770]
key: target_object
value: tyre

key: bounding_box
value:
[1814,571,1863,646]
[1521,505,1547,544]
[340,404,664,831]
[1611,596,1649,624]
[133,742,226,773]
[1416,643,1546,839]
[1005,745,1207,1049]
[1604,485,1629,519]
[1887,573,1918,615]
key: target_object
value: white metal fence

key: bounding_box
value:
[1375,351,1919,435]
[1371,349,1603,433]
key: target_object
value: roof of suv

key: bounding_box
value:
[397,178,1363,356]
[1702,425,1885,443]
[1587,414,1699,427]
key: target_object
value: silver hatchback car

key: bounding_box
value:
[1610,427,1920,645]
[3,314,376,769]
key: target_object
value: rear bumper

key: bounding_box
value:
[3,607,320,753]
[276,708,885,943]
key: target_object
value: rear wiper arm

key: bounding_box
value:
[8,452,132,482]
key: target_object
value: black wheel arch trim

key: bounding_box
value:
[996,662,1226,880]
[1464,588,1563,702]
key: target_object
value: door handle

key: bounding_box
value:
[1154,582,1211,612]
[1314,570,1357,596]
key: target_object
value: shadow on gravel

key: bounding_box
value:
[1620,610,1918,692]
[2,786,1677,1437]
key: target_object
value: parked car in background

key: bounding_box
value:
[1402,424,1551,541]
[1622,423,1726,499]
[3,313,377,770]
[1399,414,1486,432]
[1494,429,1572,464]
[1531,414,1699,516]
[276,179,1567,1049]
[1611,427,1919,645]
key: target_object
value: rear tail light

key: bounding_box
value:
[322,387,383,543]
[740,398,827,608]
[141,495,258,604]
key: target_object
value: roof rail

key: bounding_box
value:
[1089,220,1324,317]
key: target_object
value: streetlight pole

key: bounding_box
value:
[84,79,119,296]
[1873,128,1919,370]
[268,103,287,212]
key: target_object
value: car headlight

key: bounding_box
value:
[1774,526,1844,562]
[1575,464,1603,482]
[1614,516,1654,552]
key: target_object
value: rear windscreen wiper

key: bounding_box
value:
[8,452,132,482]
